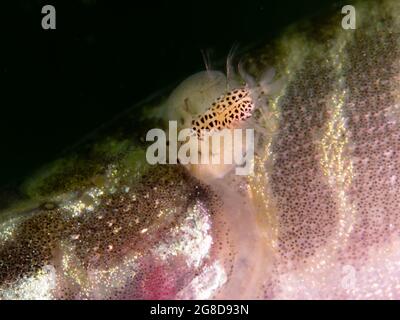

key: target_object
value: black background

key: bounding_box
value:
[1,0,338,188]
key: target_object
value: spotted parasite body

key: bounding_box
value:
[191,88,254,138]
[187,65,280,140]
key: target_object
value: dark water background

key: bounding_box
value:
[1,0,338,188]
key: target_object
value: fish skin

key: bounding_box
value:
[1,0,400,299]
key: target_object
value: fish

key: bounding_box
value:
[1,0,400,299]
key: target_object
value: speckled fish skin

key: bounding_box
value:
[1,0,400,299]
[0,164,226,299]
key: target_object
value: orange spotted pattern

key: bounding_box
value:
[191,88,254,137]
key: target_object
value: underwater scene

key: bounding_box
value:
[1,0,400,301]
